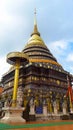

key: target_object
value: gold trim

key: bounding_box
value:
[29,58,61,66]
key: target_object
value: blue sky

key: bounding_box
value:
[0,0,73,80]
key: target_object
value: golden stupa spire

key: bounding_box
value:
[31,9,40,36]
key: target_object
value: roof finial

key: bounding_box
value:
[34,8,36,14]
[31,8,40,36]
[34,8,36,15]
[34,8,37,25]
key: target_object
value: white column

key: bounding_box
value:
[29,105,35,115]
[53,101,58,115]
[43,105,48,116]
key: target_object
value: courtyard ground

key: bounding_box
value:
[0,120,73,130]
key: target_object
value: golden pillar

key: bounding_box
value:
[49,91,53,113]
[12,59,20,107]
[49,101,52,113]
[56,94,60,112]
[7,52,29,108]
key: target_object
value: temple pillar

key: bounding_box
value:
[12,59,20,107]
[29,98,35,121]
[53,101,58,115]
[62,102,67,115]
[29,98,35,115]
[62,96,67,115]
[43,105,48,116]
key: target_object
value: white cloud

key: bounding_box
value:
[0,57,10,80]
[48,40,68,55]
[66,53,73,62]
[67,65,73,76]
[47,40,73,75]
[0,0,34,40]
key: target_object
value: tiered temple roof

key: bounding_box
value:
[22,11,65,73]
